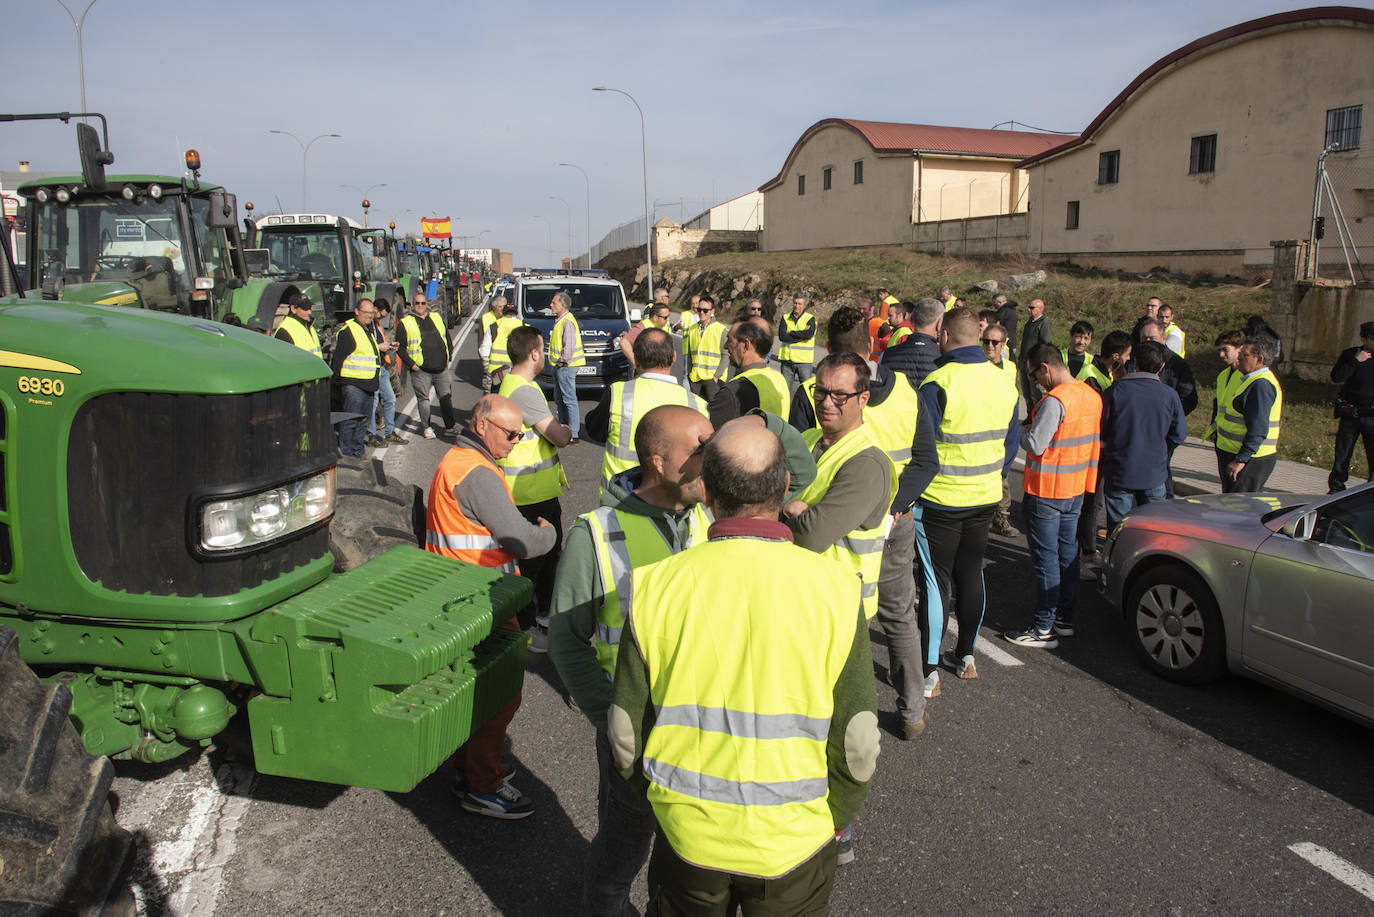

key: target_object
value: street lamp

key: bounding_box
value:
[54,0,101,119]
[549,195,572,269]
[341,183,386,227]
[532,215,553,265]
[558,162,591,268]
[593,86,652,297]
[269,129,341,211]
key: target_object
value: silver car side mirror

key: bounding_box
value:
[1281,510,1316,541]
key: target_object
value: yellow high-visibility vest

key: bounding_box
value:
[496,374,568,504]
[338,319,379,381]
[778,311,816,364]
[486,316,523,373]
[551,312,587,367]
[277,314,322,358]
[401,311,450,365]
[920,360,1017,508]
[686,320,726,382]
[735,366,790,417]
[599,376,707,488]
[1216,368,1282,458]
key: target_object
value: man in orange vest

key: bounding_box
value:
[425,393,557,818]
[1003,344,1102,649]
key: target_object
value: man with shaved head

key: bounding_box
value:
[709,316,789,425]
[610,419,879,915]
[425,393,556,820]
[549,403,714,915]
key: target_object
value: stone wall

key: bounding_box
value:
[593,220,760,277]
[1270,240,1374,380]
[909,213,1030,258]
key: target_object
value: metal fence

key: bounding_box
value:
[1310,154,1374,281]
[917,174,1028,223]
[589,215,646,266]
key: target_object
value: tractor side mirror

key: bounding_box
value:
[76,122,113,191]
[206,191,238,229]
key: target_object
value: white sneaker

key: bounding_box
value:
[423,427,436,440]
[923,670,941,698]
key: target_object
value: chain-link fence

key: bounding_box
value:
[1308,154,1374,281]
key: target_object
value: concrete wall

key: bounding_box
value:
[1270,240,1374,379]
[910,213,1030,257]
[1027,23,1374,280]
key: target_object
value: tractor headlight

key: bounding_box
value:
[198,469,335,552]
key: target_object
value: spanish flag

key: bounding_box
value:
[421,217,452,240]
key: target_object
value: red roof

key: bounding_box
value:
[1018,6,1374,169]
[759,118,1070,191]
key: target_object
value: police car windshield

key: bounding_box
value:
[523,282,623,320]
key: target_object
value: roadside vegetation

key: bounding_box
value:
[644,247,1365,480]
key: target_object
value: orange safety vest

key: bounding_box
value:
[868,315,890,361]
[424,445,519,573]
[1022,379,1102,499]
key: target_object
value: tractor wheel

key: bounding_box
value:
[329,454,426,572]
[0,626,135,917]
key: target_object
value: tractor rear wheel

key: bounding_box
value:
[329,455,426,572]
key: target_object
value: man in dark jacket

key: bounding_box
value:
[1328,320,1374,493]
[397,293,457,438]
[1099,341,1188,528]
[1018,298,1053,409]
[877,297,944,391]
[331,299,382,457]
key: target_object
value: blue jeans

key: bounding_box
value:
[368,370,396,436]
[555,365,580,437]
[1022,492,1083,632]
[338,383,372,456]
[1103,484,1167,530]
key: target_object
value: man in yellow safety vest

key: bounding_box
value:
[709,317,790,424]
[1216,334,1283,492]
[549,290,587,441]
[273,292,323,358]
[779,291,818,393]
[683,293,728,400]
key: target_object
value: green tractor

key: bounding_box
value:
[0,116,529,914]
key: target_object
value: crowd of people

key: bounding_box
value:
[271,278,1363,917]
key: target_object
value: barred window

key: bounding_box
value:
[1098,150,1120,185]
[1326,105,1362,151]
[1190,134,1217,174]
[1066,200,1080,230]
[823,167,832,191]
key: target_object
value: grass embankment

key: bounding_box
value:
[653,248,1365,480]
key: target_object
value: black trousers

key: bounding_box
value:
[1216,450,1277,493]
[918,504,994,661]
[1329,414,1374,492]
[515,497,562,629]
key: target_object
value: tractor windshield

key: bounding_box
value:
[258,227,345,282]
[28,192,194,310]
[359,235,393,282]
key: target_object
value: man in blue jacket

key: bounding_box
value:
[1098,341,1189,528]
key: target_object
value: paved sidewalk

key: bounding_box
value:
[1169,436,1365,497]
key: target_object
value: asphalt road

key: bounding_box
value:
[110,307,1374,916]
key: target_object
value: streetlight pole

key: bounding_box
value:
[54,0,100,119]
[593,86,652,298]
[558,162,592,268]
[269,129,341,211]
[532,216,553,265]
[549,196,572,269]
[340,183,386,227]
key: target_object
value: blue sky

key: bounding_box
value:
[3,0,1301,264]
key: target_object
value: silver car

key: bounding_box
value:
[1102,482,1374,726]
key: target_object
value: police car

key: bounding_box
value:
[510,269,635,389]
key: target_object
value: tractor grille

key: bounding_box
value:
[67,381,334,596]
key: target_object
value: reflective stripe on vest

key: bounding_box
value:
[1215,368,1282,457]
[920,360,1018,507]
[424,445,519,573]
[1062,349,1110,390]
[338,319,379,380]
[584,505,708,677]
[486,316,523,372]
[630,536,860,877]
[600,377,708,488]
[735,366,790,417]
[862,372,919,473]
[551,312,587,367]
[401,311,450,365]
[796,425,896,619]
[496,374,568,504]
[278,314,322,357]
[1022,380,1102,499]
[687,321,726,381]
[778,311,816,364]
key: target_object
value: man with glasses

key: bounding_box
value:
[981,323,1021,538]
[684,293,728,399]
[745,298,765,319]
[331,298,383,457]
[425,393,556,819]
[619,301,674,370]
[398,293,457,439]
[778,292,818,393]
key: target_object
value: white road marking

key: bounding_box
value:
[945,620,1025,667]
[1289,842,1374,901]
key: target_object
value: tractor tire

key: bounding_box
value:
[0,626,135,917]
[329,454,426,572]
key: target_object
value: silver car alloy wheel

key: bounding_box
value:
[1135,583,1207,670]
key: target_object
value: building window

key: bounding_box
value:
[1190,134,1217,174]
[853,160,864,184]
[1098,150,1120,185]
[1066,200,1080,230]
[823,167,832,191]
[798,174,805,196]
[1326,105,1362,151]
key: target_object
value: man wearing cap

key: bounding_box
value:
[273,293,323,359]
[1329,320,1374,493]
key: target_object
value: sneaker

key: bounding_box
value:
[1003,628,1059,649]
[365,434,386,447]
[923,670,941,699]
[1079,564,1100,583]
[422,427,437,440]
[1052,620,1075,637]
[461,782,534,820]
[451,766,517,798]
[385,430,408,444]
[902,710,932,740]
[527,625,548,654]
[941,651,978,679]
[991,514,1020,537]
